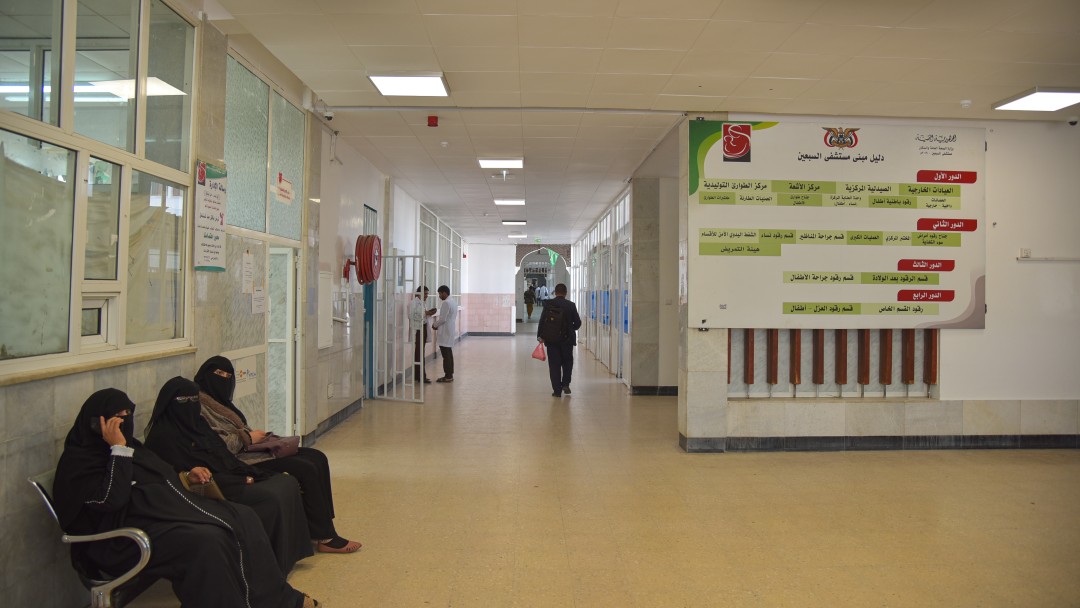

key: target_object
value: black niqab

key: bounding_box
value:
[194,356,247,424]
[144,376,268,490]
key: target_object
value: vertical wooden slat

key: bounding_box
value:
[727,329,731,384]
[879,329,893,386]
[789,329,802,385]
[857,329,871,385]
[924,328,939,385]
[835,329,848,385]
[766,328,779,385]
[902,329,915,385]
[744,328,755,385]
[813,329,825,385]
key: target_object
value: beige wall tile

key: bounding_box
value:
[905,400,963,435]
[1020,400,1079,435]
[846,402,905,436]
[964,400,1021,435]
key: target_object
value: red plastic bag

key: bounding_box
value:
[532,342,546,361]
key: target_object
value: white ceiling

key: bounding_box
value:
[210,0,1080,244]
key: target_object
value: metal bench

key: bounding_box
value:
[29,470,156,608]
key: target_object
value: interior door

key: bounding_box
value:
[267,247,297,435]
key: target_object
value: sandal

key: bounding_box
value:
[303,595,319,608]
[317,535,362,553]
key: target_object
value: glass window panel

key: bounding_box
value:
[268,92,304,239]
[81,307,102,337]
[85,157,120,280]
[224,56,269,231]
[0,128,75,360]
[127,170,185,344]
[0,0,61,124]
[74,0,138,151]
[145,0,194,171]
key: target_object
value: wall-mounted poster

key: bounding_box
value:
[688,118,985,330]
[194,160,227,272]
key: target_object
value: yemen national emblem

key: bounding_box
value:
[822,127,859,148]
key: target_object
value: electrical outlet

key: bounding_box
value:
[1019,248,1032,259]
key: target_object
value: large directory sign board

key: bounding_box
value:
[688,119,985,329]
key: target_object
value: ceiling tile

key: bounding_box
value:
[329,14,430,46]
[519,15,613,47]
[730,77,818,98]
[607,18,709,51]
[900,0,1022,30]
[778,23,885,55]
[752,53,849,79]
[446,71,521,92]
[314,0,421,14]
[319,91,389,106]
[997,0,1080,33]
[614,0,723,19]
[520,92,590,107]
[691,20,802,53]
[451,91,524,106]
[717,0,828,23]
[597,49,686,74]
[800,79,884,101]
[519,48,603,74]
[718,96,793,113]
[652,94,724,111]
[862,27,963,59]
[826,56,925,81]
[265,43,363,71]
[230,14,340,43]
[590,73,670,95]
[676,50,769,77]
[218,0,323,15]
[587,93,660,109]
[806,0,934,27]
[516,0,619,17]
[780,97,858,116]
[348,46,440,72]
[662,75,743,96]
[435,46,520,71]
[295,69,373,91]
[520,72,595,94]
[424,15,519,46]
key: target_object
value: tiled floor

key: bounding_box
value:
[132,330,1079,607]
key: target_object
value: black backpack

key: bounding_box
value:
[539,302,567,343]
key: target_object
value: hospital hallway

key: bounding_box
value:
[132,331,1080,608]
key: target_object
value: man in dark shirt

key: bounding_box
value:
[536,283,583,397]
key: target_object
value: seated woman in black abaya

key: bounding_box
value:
[144,377,313,574]
[195,356,360,553]
[54,388,318,608]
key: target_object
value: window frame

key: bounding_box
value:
[0,0,199,380]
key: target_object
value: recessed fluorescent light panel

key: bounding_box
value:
[494,199,525,206]
[369,74,448,97]
[479,159,523,169]
[502,220,526,225]
[508,233,528,239]
[993,87,1080,111]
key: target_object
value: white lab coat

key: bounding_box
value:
[432,298,457,348]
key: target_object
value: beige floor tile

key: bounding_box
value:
[126,333,1080,608]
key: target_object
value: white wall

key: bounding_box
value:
[466,243,517,293]
[941,120,1080,399]
[318,131,386,274]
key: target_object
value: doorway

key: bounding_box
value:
[267,246,298,435]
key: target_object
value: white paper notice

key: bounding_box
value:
[233,356,258,399]
[242,252,254,294]
[194,161,227,272]
[251,286,266,314]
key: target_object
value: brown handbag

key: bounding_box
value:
[243,434,300,459]
[179,471,226,500]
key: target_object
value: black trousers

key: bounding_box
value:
[414,328,428,381]
[439,346,454,376]
[546,341,574,392]
[255,447,338,540]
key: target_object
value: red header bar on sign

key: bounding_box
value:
[916,170,977,183]
[898,259,956,272]
[898,290,955,302]
[916,218,978,231]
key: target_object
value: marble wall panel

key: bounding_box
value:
[1019,400,1078,435]
[785,400,845,436]
[963,400,1021,435]
[727,400,786,437]
[686,371,728,437]
[905,400,963,435]
[846,402,905,436]
[222,236,267,353]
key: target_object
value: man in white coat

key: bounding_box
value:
[535,283,551,309]
[432,285,458,383]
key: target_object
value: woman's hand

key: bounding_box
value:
[100,416,127,447]
[188,467,213,484]
[249,429,268,444]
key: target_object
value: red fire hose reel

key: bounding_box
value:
[342,234,382,284]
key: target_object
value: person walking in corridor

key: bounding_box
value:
[432,285,458,382]
[536,283,582,397]
[523,284,536,321]
[409,286,434,383]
